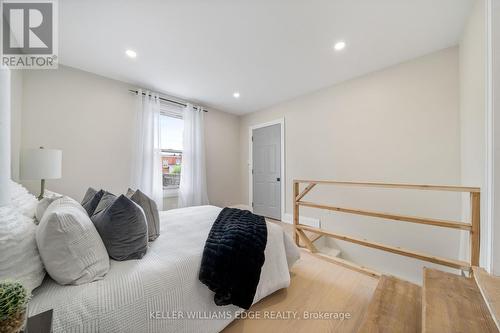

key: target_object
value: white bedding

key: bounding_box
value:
[29,205,300,333]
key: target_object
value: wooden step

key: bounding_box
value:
[473,267,500,330]
[422,268,498,333]
[357,275,421,333]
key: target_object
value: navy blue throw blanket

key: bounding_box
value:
[199,207,268,309]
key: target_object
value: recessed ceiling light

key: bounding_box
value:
[125,49,137,58]
[333,41,346,51]
[233,91,240,99]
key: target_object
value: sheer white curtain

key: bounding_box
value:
[131,90,163,210]
[178,104,209,207]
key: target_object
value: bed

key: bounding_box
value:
[28,205,300,333]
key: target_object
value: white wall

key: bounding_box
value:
[20,66,136,199]
[0,67,11,206]
[19,65,241,206]
[459,0,487,265]
[205,109,242,207]
[240,47,463,283]
[10,70,23,182]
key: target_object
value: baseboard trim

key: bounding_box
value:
[282,213,320,228]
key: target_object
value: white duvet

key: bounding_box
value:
[29,205,300,333]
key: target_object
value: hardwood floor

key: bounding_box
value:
[222,249,378,333]
[473,267,500,329]
[422,268,498,333]
[357,276,421,333]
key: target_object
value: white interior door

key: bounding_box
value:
[252,124,281,220]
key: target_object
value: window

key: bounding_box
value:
[160,105,183,191]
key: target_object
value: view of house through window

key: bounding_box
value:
[160,114,183,190]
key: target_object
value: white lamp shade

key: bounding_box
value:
[21,148,62,180]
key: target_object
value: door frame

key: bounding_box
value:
[487,0,499,275]
[248,118,285,221]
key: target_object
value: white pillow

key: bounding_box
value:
[35,190,63,222]
[0,206,45,293]
[36,196,110,285]
[9,180,38,218]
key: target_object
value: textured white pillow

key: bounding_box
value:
[36,196,110,285]
[35,190,63,222]
[0,206,45,293]
[9,180,38,218]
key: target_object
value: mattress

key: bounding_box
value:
[29,205,300,333]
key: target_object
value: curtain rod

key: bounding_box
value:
[128,89,208,113]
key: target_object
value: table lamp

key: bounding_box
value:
[21,147,62,200]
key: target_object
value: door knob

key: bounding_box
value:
[277,177,281,182]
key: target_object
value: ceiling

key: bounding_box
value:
[59,0,473,114]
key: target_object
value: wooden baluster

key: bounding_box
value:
[293,181,299,246]
[470,192,480,267]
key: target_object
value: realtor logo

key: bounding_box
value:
[1,0,58,69]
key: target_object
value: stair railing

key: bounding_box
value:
[293,180,480,274]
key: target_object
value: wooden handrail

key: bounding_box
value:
[292,179,481,275]
[298,224,471,271]
[295,183,316,202]
[297,201,472,230]
[310,251,381,279]
[293,180,481,193]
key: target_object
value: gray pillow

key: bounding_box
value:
[91,194,148,261]
[126,188,160,241]
[81,188,104,216]
[36,196,109,285]
[93,191,116,216]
